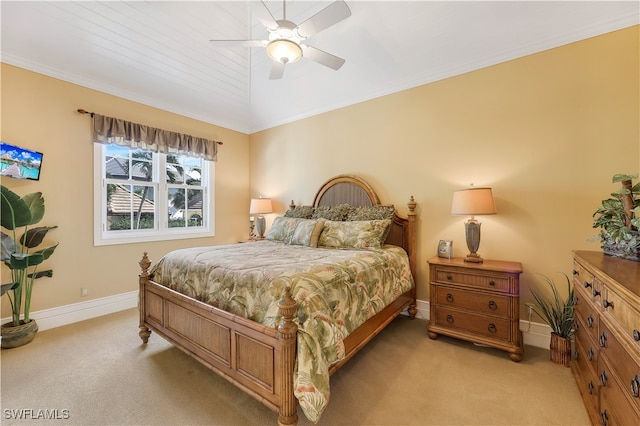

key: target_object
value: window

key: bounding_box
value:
[94,144,214,245]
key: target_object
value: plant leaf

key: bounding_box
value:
[21,192,45,225]
[1,186,32,229]
[20,226,58,248]
[1,231,16,261]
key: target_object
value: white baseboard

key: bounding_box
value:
[4,294,552,349]
[1,291,138,332]
[406,299,551,349]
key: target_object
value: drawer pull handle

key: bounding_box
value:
[634,329,640,341]
[603,299,614,309]
[573,269,579,276]
[488,301,497,311]
[599,332,607,348]
[600,410,608,426]
[631,375,640,398]
[587,347,594,361]
[488,323,497,334]
[446,275,453,280]
[446,314,454,324]
[586,315,594,328]
[489,280,495,286]
[592,288,600,297]
[446,293,454,303]
[588,381,594,395]
[600,371,608,387]
[584,281,592,289]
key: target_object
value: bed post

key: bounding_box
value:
[406,196,418,319]
[277,287,298,426]
[138,252,152,344]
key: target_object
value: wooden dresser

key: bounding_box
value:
[571,250,640,425]
[427,256,524,362]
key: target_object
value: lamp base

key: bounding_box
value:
[464,253,484,263]
[255,216,266,239]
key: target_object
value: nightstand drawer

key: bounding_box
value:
[434,286,510,317]
[433,307,511,340]
[433,268,511,292]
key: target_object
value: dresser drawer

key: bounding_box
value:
[575,294,600,344]
[433,307,511,341]
[599,322,640,412]
[602,286,640,350]
[573,336,600,416]
[434,286,511,317]
[599,354,640,426]
[573,260,605,304]
[575,315,599,376]
[433,267,512,293]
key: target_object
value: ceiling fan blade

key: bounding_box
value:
[209,39,267,48]
[269,61,285,80]
[296,0,351,38]
[249,1,278,29]
[301,45,345,70]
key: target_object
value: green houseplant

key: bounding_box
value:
[592,173,640,261]
[527,273,575,367]
[1,185,58,348]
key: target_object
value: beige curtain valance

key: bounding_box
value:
[91,113,219,161]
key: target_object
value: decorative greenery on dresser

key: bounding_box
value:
[592,173,640,261]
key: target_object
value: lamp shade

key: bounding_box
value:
[451,188,496,216]
[250,198,273,215]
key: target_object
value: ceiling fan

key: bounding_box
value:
[210,0,351,79]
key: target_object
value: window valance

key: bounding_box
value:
[90,112,220,161]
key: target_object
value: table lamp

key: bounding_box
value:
[451,187,496,263]
[250,198,273,239]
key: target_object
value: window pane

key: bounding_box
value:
[106,183,155,231]
[187,189,204,227]
[168,187,186,228]
[166,154,202,185]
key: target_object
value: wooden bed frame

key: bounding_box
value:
[138,174,417,425]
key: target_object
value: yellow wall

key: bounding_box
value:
[250,26,639,306]
[2,26,638,320]
[1,64,250,315]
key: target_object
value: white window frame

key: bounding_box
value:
[93,144,215,246]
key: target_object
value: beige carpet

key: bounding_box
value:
[1,308,590,425]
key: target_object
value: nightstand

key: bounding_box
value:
[427,256,524,362]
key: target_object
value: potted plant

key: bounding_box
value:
[1,185,58,349]
[527,273,575,367]
[592,173,640,261]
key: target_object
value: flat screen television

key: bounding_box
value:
[0,142,44,181]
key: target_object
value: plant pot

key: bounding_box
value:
[549,333,571,367]
[1,319,39,349]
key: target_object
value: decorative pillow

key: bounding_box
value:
[284,205,314,219]
[265,217,301,243]
[318,219,392,249]
[312,204,351,221]
[290,219,324,247]
[346,205,396,221]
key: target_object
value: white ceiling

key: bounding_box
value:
[2,1,638,134]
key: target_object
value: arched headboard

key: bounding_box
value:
[309,174,417,279]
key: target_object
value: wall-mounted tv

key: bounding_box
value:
[0,142,44,181]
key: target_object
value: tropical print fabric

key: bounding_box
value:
[149,240,414,423]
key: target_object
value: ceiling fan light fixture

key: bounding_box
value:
[266,39,302,64]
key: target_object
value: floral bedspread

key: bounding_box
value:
[150,240,414,422]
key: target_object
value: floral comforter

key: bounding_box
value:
[150,240,414,422]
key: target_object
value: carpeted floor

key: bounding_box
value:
[1,308,590,425]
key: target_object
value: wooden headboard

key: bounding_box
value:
[307,174,417,279]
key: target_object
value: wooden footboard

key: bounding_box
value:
[138,252,299,425]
